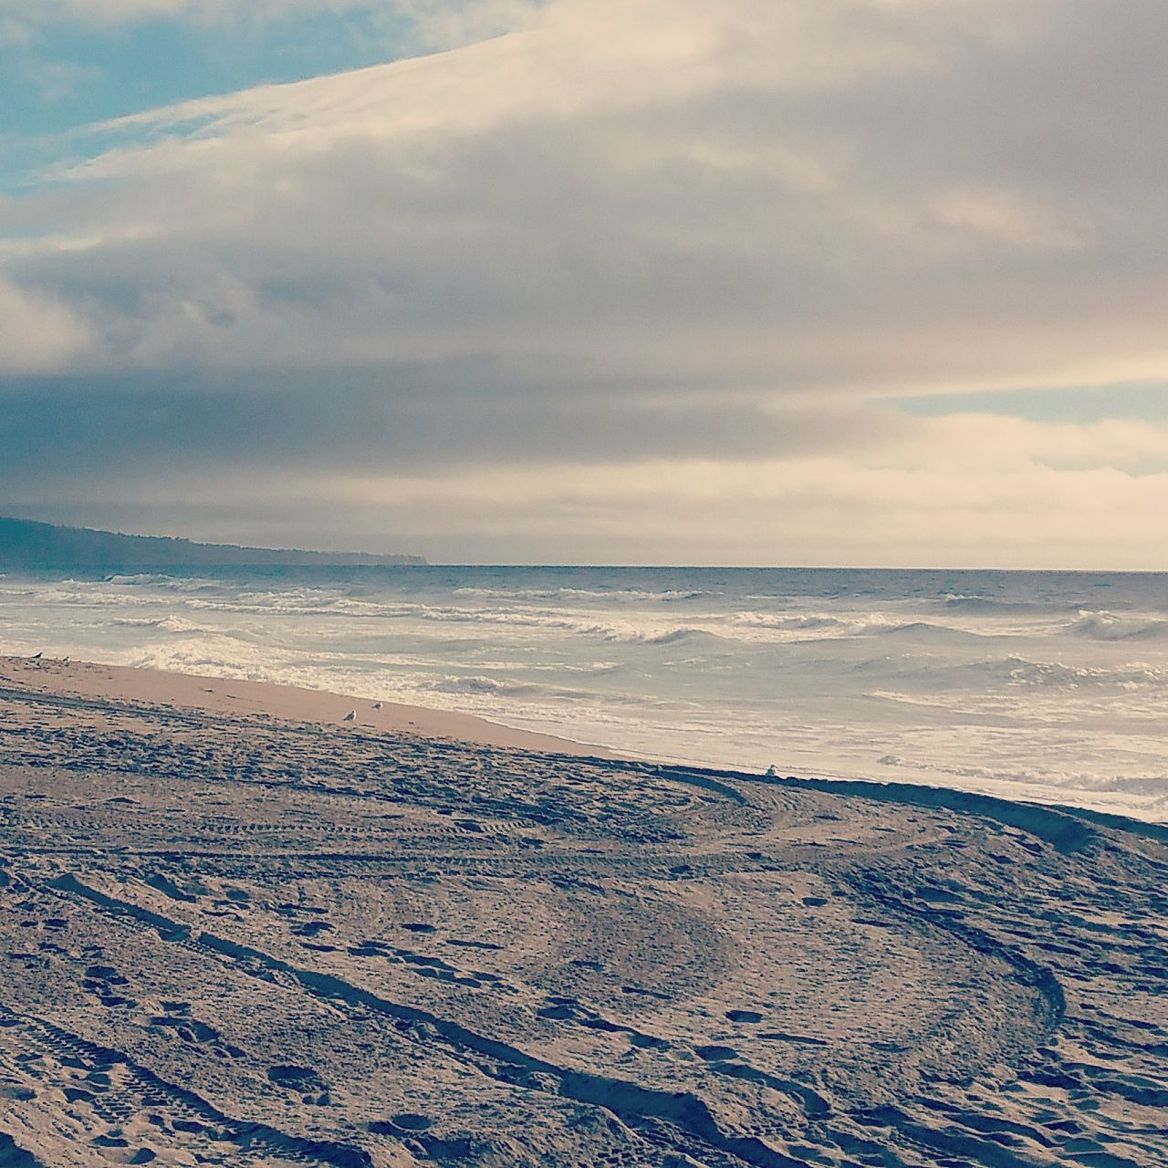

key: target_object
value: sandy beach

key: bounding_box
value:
[0,655,609,758]
[1,653,1165,1167]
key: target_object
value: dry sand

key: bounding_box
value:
[0,653,1165,1167]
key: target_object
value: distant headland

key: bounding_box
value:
[0,517,426,569]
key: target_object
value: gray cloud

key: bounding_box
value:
[6,0,1165,391]
[0,368,907,493]
[2,0,1166,562]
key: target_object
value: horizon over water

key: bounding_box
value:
[1,564,1165,823]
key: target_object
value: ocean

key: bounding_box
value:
[1,566,1165,822]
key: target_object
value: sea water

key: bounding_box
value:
[1,566,1165,822]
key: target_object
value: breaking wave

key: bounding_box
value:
[991,656,1168,688]
[1071,611,1168,641]
[4,564,1168,821]
[112,615,211,634]
[730,611,985,643]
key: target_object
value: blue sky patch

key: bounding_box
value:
[0,8,413,191]
[888,383,1168,424]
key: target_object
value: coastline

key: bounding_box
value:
[5,564,1167,828]
[0,653,617,760]
[4,652,1164,838]
[1,650,1166,1165]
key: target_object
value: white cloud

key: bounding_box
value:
[5,0,1163,398]
[869,414,1168,475]
[396,0,546,49]
[0,276,91,372]
[288,413,1168,566]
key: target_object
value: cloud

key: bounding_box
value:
[396,1,547,49]
[0,369,908,489]
[6,0,1166,398]
[14,448,1168,571]
[0,276,91,371]
[4,379,1166,566]
[2,0,1166,564]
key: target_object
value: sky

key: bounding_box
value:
[1,0,1166,567]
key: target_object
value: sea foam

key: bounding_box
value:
[2,565,1165,821]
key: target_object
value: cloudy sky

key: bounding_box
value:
[2,0,1166,566]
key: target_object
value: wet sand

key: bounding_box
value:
[0,654,1165,1167]
[0,654,610,757]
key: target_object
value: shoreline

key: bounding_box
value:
[0,653,618,760]
[4,564,1167,829]
[2,652,1164,843]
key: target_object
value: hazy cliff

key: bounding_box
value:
[0,517,426,569]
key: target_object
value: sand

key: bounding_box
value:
[0,655,608,757]
[0,653,1165,1167]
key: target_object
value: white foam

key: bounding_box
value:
[3,565,1167,821]
[1071,610,1168,641]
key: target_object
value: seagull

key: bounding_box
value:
[372,701,383,710]
[343,710,356,722]
[30,652,42,660]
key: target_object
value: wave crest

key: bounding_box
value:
[1071,611,1168,641]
